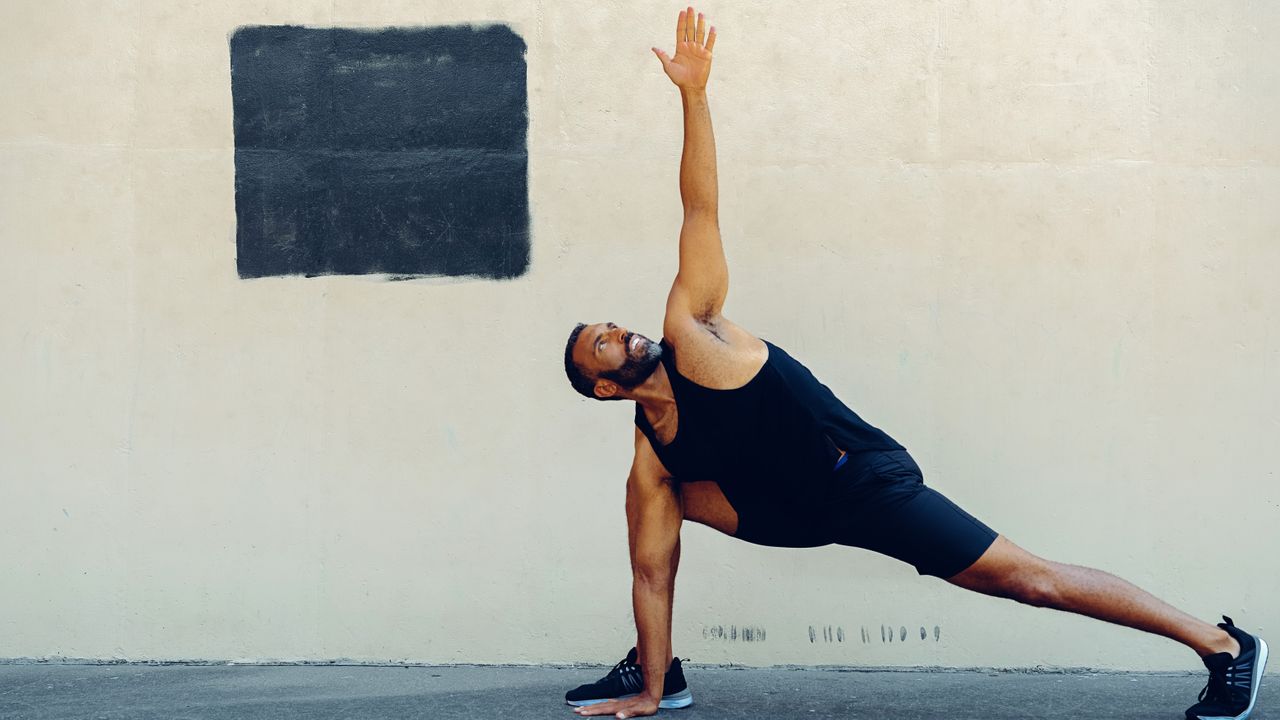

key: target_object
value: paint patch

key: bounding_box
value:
[230,25,529,279]
[704,625,766,642]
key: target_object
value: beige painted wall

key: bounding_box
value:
[1,0,1277,672]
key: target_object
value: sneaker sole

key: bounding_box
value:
[566,688,694,709]
[1193,635,1268,720]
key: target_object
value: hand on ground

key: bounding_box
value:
[572,695,660,719]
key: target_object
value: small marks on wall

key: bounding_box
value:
[808,626,845,643]
[812,624,943,644]
[703,625,767,642]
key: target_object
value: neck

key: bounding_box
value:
[623,362,676,417]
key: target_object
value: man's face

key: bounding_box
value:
[573,322,663,397]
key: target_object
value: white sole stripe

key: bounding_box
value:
[567,688,693,710]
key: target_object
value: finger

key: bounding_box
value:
[651,47,670,68]
[705,25,717,53]
[675,9,686,47]
[574,701,617,716]
[685,6,695,42]
[695,12,706,45]
[615,702,650,719]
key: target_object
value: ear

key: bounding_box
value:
[594,379,620,400]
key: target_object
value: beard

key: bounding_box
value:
[599,334,663,390]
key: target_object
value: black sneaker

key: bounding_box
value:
[1185,616,1269,720]
[564,647,693,709]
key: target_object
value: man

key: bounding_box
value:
[561,8,1267,720]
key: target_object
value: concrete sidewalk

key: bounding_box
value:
[0,663,1270,720]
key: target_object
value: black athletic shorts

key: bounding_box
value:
[827,449,998,579]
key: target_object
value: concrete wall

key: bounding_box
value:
[1,0,1276,672]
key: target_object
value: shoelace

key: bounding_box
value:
[600,656,637,683]
[1198,659,1252,705]
[608,657,648,694]
[1198,670,1227,704]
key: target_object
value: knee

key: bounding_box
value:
[947,537,1063,608]
[1010,564,1061,608]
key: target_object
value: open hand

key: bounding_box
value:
[651,6,717,91]
[572,695,660,719]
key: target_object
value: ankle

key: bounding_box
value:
[1200,629,1241,659]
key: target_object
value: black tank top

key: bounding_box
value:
[634,338,905,547]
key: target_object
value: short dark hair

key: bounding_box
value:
[564,323,599,399]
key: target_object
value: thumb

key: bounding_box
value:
[651,47,671,67]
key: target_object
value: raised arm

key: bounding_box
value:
[577,431,682,719]
[652,7,727,327]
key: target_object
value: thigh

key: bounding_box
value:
[831,464,999,579]
[678,480,739,537]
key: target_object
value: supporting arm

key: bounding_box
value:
[626,459,682,704]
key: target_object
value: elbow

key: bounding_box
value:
[682,200,718,219]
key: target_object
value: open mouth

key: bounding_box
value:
[629,335,641,352]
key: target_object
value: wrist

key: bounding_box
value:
[640,670,665,701]
[640,690,663,703]
[679,85,707,98]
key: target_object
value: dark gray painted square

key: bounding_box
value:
[230,25,529,279]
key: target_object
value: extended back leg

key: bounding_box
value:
[946,535,1238,659]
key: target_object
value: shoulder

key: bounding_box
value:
[660,314,768,389]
